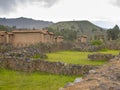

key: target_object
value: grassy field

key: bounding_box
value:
[0,68,77,90]
[46,50,119,65]
[0,50,119,90]
[98,50,119,55]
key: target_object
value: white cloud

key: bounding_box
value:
[0,0,120,27]
[0,0,60,14]
[110,0,120,8]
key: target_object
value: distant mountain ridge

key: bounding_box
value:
[0,17,54,29]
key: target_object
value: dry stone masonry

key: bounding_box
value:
[88,53,115,61]
[0,58,96,75]
[63,56,120,90]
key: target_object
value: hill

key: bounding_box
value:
[46,21,106,41]
[0,17,54,29]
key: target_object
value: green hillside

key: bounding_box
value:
[46,20,107,41]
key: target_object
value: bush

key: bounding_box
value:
[100,48,109,52]
[91,40,102,46]
[33,54,48,59]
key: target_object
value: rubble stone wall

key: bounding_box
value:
[63,56,120,90]
[0,58,96,75]
[88,53,115,61]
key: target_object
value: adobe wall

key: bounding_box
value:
[0,35,6,44]
[81,37,87,43]
[56,36,64,43]
[13,33,42,47]
[0,32,7,44]
[0,58,96,75]
[8,34,14,44]
[0,30,57,47]
[44,34,50,43]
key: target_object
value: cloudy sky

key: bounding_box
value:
[0,0,120,28]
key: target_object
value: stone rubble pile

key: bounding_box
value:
[63,56,120,90]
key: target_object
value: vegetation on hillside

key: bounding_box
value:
[107,25,120,40]
[46,21,106,41]
[91,40,103,46]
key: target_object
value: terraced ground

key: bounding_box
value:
[0,50,119,90]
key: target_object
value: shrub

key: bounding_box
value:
[100,48,109,52]
[33,54,48,59]
[91,40,102,46]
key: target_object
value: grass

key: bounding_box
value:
[98,50,119,55]
[1,50,119,90]
[46,50,119,65]
[0,68,77,90]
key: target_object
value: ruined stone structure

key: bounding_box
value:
[63,56,120,90]
[88,53,115,61]
[80,35,87,43]
[0,58,95,75]
[94,34,105,42]
[55,36,64,43]
[76,35,87,43]
[0,30,64,47]
[0,31,7,44]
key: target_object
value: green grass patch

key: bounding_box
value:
[0,68,77,90]
[91,40,103,45]
[98,50,119,55]
[46,50,119,65]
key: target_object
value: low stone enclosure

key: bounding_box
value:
[0,53,117,76]
[73,41,120,52]
[0,58,96,76]
[0,42,119,76]
[88,53,115,61]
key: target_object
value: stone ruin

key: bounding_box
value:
[62,55,120,90]
[88,53,115,61]
[0,57,96,76]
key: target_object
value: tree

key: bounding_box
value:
[113,25,119,30]
[107,25,120,40]
[12,26,16,29]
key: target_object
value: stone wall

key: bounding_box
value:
[105,42,120,50]
[73,41,120,52]
[63,56,120,90]
[0,58,96,75]
[73,43,104,52]
[88,53,115,61]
